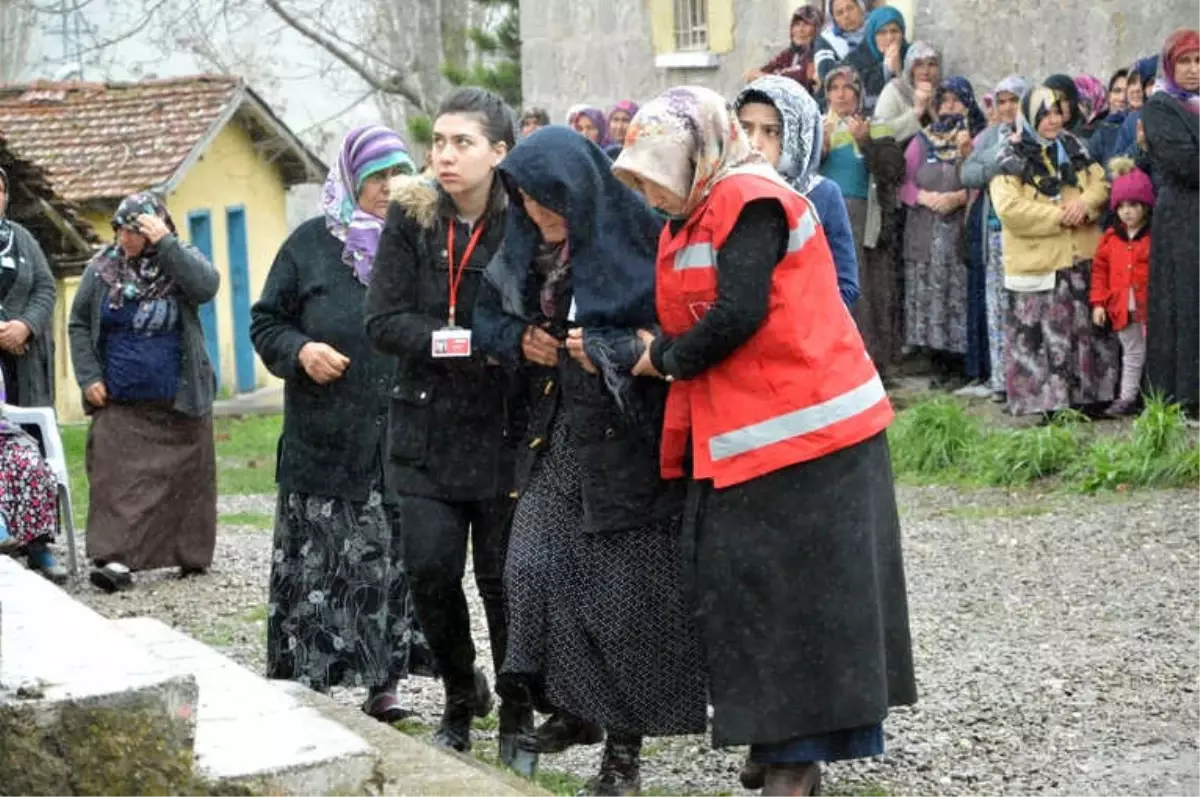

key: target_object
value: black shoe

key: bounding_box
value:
[432,671,488,753]
[498,698,539,778]
[89,562,132,593]
[582,733,641,796]
[537,710,604,754]
[179,566,208,579]
[739,755,767,790]
[362,691,415,724]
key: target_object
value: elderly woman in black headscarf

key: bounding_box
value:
[68,192,220,592]
[473,126,706,796]
[0,166,64,581]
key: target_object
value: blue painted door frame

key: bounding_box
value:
[186,210,221,393]
[225,205,256,394]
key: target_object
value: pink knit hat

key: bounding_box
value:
[1109,157,1155,210]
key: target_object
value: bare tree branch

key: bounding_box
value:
[262,0,426,111]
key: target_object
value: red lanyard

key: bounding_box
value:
[446,221,486,327]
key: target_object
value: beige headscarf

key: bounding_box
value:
[612,86,788,217]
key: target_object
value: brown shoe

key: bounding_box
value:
[762,762,821,796]
[740,756,767,790]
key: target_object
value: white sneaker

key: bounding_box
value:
[954,382,992,398]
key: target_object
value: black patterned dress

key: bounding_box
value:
[267,486,434,692]
[502,412,708,735]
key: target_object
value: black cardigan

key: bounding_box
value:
[250,216,395,501]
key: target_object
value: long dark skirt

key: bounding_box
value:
[266,489,433,692]
[685,431,916,748]
[85,401,216,571]
[1004,259,1119,416]
[502,416,707,736]
[1146,184,1200,409]
[850,199,900,374]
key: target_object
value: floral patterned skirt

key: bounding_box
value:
[266,490,433,692]
[0,430,57,546]
[904,215,969,355]
[1004,259,1119,416]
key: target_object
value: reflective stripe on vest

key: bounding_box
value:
[672,210,819,272]
[708,372,887,462]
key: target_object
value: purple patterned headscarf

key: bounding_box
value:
[322,125,414,284]
[1073,74,1109,124]
[608,100,640,123]
[569,106,610,147]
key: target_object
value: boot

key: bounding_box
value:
[25,540,68,584]
[498,697,539,778]
[432,667,493,752]
[536,709,604,754]
[89,561,132,593]
[740,755,767,790]
[582,733,642,796]
[761,762,822,796]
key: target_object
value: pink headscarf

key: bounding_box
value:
[1073,74,1109,124]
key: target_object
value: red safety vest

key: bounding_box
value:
[656,172,893,489]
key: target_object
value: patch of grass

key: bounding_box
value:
[471,713,499,732]
[471,742,588,796]
[239,604,269,624]
[194,624,234,647]
[218,512,275,530]
[63,414,283,525]
[888,395,1199,493]
[391,717,433,736]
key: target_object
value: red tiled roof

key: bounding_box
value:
[0,74,322,203]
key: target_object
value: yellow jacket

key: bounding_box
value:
[989,162,1110,278]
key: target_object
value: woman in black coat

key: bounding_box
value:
[0,165,64,581]
[365,88,535,771]
[1142,29,1199,412]
[251,124,432,721]
[473,126,706,796]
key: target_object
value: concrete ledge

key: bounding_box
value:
[275,681,551,797]
[0,558,200,795]
[117,617,378,796]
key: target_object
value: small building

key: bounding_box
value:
[0,75,326,421]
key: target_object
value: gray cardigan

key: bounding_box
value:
[1,222,57,407]
[68,234,220,418]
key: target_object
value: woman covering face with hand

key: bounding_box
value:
[473,125,706,797]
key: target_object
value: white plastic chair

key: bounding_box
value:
[2,404,78,575]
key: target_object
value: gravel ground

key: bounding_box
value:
[59,486,1198,796]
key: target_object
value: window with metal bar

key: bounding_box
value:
[673,0,709,51]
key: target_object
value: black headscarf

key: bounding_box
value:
[0,167,12,257]
[488,125,664,414]
[1044,74,1082,132]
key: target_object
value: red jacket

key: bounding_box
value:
[656,172,893,489]
[1090,225,1151,331]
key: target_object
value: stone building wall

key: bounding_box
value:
[520,0,1196,122]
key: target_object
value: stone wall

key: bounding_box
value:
[520,0,1196,122]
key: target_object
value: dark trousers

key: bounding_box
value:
[397,495,512,693]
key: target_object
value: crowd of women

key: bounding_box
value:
[554,8,1199,421]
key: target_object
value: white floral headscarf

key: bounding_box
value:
[735,75,825,194]
[612,86,785,217]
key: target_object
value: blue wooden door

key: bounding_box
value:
[187,210,221,393]
[225,206,256,394]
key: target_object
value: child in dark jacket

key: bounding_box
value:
[1090,157,1154,417]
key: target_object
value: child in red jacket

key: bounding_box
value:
[1090,157,1153,417]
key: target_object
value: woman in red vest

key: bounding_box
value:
[613,86,916,796]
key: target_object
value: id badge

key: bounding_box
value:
[432,327,472,358]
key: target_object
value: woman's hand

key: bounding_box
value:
[743,68,765,82]
[1136,118,1147,152]
[913,83,933,116]
[955,129,974,158]
[298,341,350,384]
[565,328,598,374]
[631,329,664,378]
[1060,199,1089,227]
[848,115,871,145]
[84,381,108,408]
[521,326,560,367]
[1092,306,1107,327]
[884,42,902,76]
[136,213,171,244]
[0,320,31,354]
